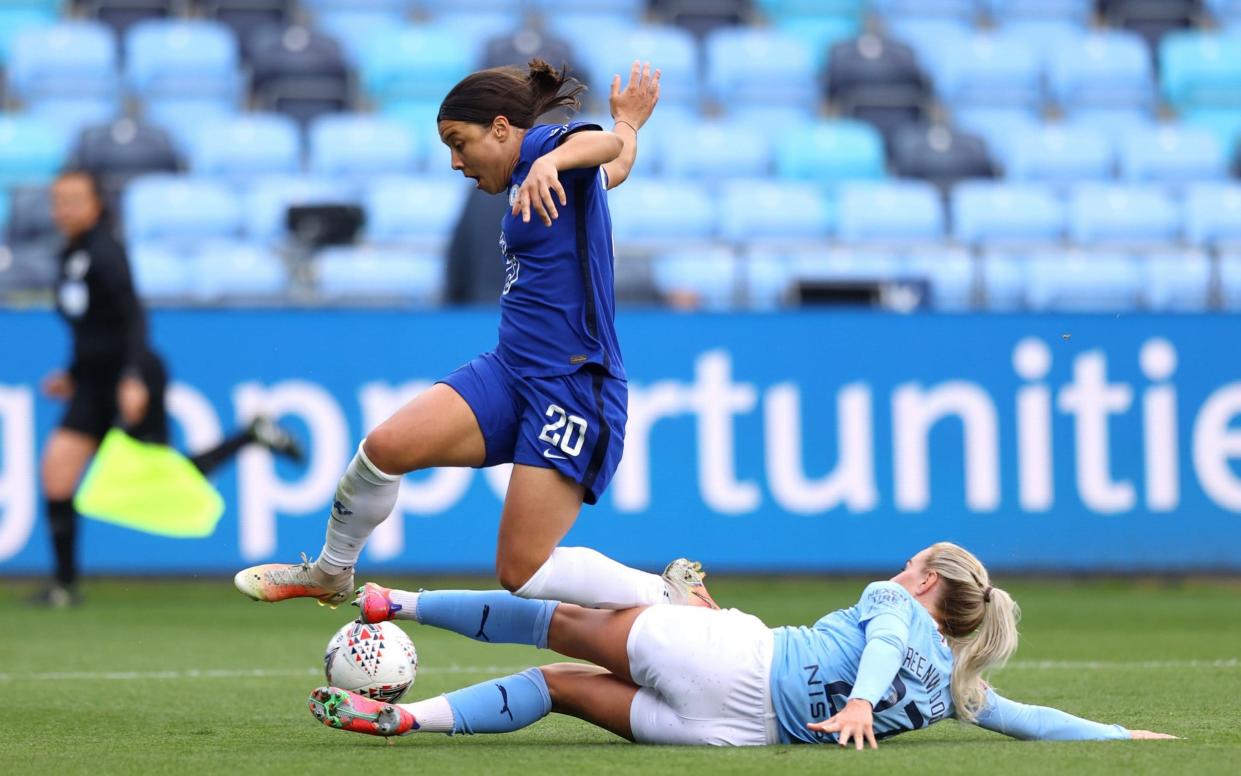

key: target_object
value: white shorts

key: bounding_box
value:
[626,604,779,746]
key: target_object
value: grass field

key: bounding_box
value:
[3,575,1239,775]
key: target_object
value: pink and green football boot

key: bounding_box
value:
[352,582,403,624]
[309,687,418,737]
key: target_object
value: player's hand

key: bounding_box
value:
[117,374,150,426]
[610,60,661,130]
[807,699,878,750]
[512,156,564,227]
[42,370,74,400]
[1129,730,1179,740]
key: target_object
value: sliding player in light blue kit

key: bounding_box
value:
[306,543,1174,747]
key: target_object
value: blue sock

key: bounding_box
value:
[446,667,552,735]
[415,590,557,648]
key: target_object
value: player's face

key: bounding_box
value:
[891,548,934,596]
[438,119,515,195]
[51,175,102,239]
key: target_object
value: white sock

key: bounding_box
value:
[514,546,669,609]
[317,442,401,574]
[389,589,420,621]
[397,695,454,733]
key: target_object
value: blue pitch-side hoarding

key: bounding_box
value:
[1,309,1240,574]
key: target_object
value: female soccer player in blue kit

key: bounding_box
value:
[234,60,716,611]
[308,542,1175,747]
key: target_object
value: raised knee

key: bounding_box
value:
[497,551,546,594]
[360,431,405,475]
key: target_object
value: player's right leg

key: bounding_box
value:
[234,382,487,605]
[34,427,98,607]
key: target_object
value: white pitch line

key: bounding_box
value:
[0,659,1235,684]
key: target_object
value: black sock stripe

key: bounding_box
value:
[582,370,610,498]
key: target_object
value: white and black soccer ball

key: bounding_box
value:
[324,621,418,703]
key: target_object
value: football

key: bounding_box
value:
[323,621,418,703]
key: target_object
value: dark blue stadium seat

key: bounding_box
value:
[85,0,174,39]
[248,25,352,126]
[68,118,181,191]
[890,123,995,190]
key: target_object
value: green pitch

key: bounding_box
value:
[2,576,1238,775]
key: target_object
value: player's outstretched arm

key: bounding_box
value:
[513,131,624,225]
[603,60,660,190]
[974,689,1177,741]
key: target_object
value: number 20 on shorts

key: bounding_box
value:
[538,404,588,457]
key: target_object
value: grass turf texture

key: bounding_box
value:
[2,576,1238,775]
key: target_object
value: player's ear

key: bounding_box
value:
[492,116,511,141]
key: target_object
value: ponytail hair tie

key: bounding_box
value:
[983,586,993,604]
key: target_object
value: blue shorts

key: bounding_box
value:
[439,352,627,505]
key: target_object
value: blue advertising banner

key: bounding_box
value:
[1,309,1240,574]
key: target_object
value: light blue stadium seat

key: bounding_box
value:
[0,8,55,62]
[951,182,1065,244]
[194,242,288,300]
[129,242,195,299]
[1068,184,1181,245]
[790,248,906,291]
[660,120,772,179]
[190,113,301,180]
[125,20,240,102]
[145,99,237,156]
[1004,123,1113,183]
[546,12,640,47]
[309,114,418,179]
[364,176,469,245]
[0,113,70,187]
[727,104,819,135]
[579,25,698,106]
[1024,250,1144,311]
[837,181,944,241]
[302,0,412,11]
[775,119,885,183]
[885,17,973,79]
[29,96,122,139]
[936,31,1042,108]
[382,100,450,171]
[997,19,1087,54]
[988,0,1093,21]
[652,248,740,310]
[1181,107,1241,159]
[871,0,978,19]
[124,175,242,247]
[774,15,860,68]
[718,180,833,242]
[705,27,817,106]
[904,248,975,311]
[981,251,1026,310]
[607,179,715,244]
[1160,31,1241,109]
[1119,124,1228,184]
[244,175,353,243]
[1185,182,1241,246]
[424,11,522,55]
[1144,250,1212,311]
[360,23,475,105]
[315,11,400,65]
[1221,254,1241,309]
[8,22,119,101]
[953,106,1040,163]
[1049,31,1153,111]
[530,0,645,14]
[316,246,445,304]
[1064,107,1155,138]
[741,250,795,309]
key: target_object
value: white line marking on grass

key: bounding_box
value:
[0,659,1235,683]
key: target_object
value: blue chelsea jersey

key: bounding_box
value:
[769,582,956,744]
[495,122,625,380]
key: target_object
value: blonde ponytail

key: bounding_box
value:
[923,542,1022,722]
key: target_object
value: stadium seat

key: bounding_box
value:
[125,20,241,102]
[313,11,397,65]
[717,180,833,242]
[607,179,715,244]
[189,113,301,181]
[201,1,293,45]
[1181,107,1241,160]
[980,251,1027,310]
[951,182,1065,245]
[837,181,944,242]
[1048,31,1154,111]
[480,25,581,76]
[870,0,978,19]
[129,241,195,299]
[1003,123,1114,183]
[1024,251,1144,311]
[953,106,1039,164]
[1143,250,1212,311]
[935,31,1042,108]
[308,114,418,179]
[123,175,242,246]
[826,35,930,139]
[653,0,750,39]
[424,11,523,56]
[248,25,351,127]
[1160,31,1241,109]
[316,246,445,304]
[1068,184,1181,245]
[651,248,740,310]
[904,247,976,311]
[578,25,699,106]
[705,27,817,106]
[775,15,860,68]
[194,242,289,300]
[382,100,448,171]
[1185,182,1241,246]
[86,0,175,39]
[889,123,995,190]
[1064,107,1156,138]
[144,99,238,157]
[527,0,644,12]
[244,175,355,243]
[1119,124,1227,184]
[754,0,866,18]
[1,183,59,291]
[364,176,469,246]
[29,97,123,139]
[774,119,886,184]
[545,12,640,49]
[1221,253,1241,309]
[68,118,180,190]
[987,0,1093,19]
[359,24,478,105]
[1103,0,1198,53]
[884,17,973,80]
[996,19,1089,53]
[7,22,119,102]
[788,248,908,300]
[0,114,70,187]
[0,8,55,63]
[659,119,772,179]
[740,250,795,309]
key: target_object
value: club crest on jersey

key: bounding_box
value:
[509,185,519,207]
